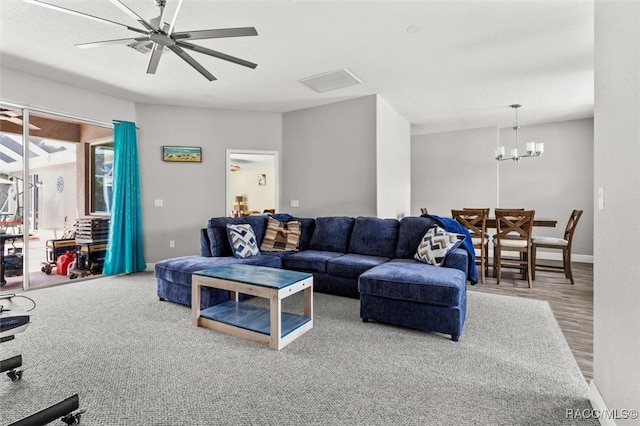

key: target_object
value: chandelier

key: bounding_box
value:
[495,104,544,162]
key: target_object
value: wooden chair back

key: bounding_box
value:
[494,209,535,243]
[452,209,487,240]
[563,209,583,244]
[452,208,489,283]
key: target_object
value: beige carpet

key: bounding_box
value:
[0,272,596,425]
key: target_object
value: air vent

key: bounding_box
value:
[299,68,363,93]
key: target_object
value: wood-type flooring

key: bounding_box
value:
[469,261,593,381]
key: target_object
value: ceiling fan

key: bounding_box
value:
[22,0,258,81]
[0,110,41,130]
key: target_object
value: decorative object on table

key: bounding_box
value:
[258,174,266,186]
[231,195,247,217]
[21,0,258,82]
[162,146,202,162]
[495,104,544,162]
[531,209,583,284]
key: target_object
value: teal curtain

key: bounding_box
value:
[103,120,146,275]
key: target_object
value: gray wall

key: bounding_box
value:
[282,96,378,217]
[593,1,640,422]
[412,119,594,258]
[499,119,593,257]
[136,104,282,262]
[412,126,499,216]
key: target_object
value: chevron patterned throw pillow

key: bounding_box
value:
[414,225,464,266]
[226,223,261,258]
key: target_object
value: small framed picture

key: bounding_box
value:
[162,146,202,162]
[258,174,266,186]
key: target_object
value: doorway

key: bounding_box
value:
[226,150,278,217]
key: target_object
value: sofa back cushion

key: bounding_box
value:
[395,216,438,259]
[200,228,212,257]
[295,217,316,251]
[206,215,268,257]
[309,216,355,253]
[348,217,399,258]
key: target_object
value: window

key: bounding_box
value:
[90,141,114,214]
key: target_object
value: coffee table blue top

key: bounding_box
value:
[193,264,312,289]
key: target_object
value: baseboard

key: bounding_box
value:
[589,380,617,426]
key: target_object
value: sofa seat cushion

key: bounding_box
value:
[281,250,344,273]
[327,254,391,279]
[358,259,466,307]
[154,254,281,286]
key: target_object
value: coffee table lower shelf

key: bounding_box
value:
[199,301,311,347]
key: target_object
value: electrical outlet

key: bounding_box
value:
[290,200,299,208]
[169,240,175,248]
[154,199,164,207]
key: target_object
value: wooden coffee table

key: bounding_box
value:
[192,264,313,350]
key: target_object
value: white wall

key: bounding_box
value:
[36,162,77,230]
[136,104,282,262]
[412,119,594,258]
[376,95,411,219]
[0,67,136,123]
[282,96,378,217]
[593,2,640,423]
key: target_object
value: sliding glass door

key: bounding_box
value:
[0,103,113,292]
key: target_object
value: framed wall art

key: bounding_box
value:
[162,146,202,163]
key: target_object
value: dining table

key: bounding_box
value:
[485,217,557,228]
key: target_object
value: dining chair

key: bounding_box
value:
[493,209,535,287]
[452,208,489,283]
[531,209,583,284]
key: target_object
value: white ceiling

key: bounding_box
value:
[0,0,594,135]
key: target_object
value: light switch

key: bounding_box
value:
[154,199,163,207]
[597,187,604,210]
[290,200,299,208]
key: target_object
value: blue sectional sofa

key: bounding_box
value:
[154,214,470,341]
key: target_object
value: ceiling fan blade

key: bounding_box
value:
[146,43,164,74]
[21,0,149,35]
[109,0,156,31]
[167,45,216,81]
[162,0,184,35]
[75,37,148,49]
[175,41,257,69]
[173,27,258,41]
